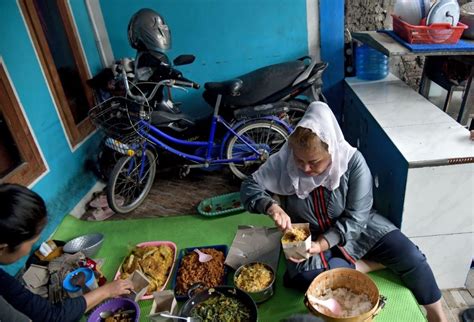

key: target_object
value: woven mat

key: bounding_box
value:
[53,214,426,321]
[379,30,474,53]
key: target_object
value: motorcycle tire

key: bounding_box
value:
[106,149,157,214]
[226,120,289,180]
[286,99,309,127]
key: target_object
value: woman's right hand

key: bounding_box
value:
[266,203,292,231]
[103,279,134,297]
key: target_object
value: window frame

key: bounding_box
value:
[20,0,95,147]
[0,61,47,185]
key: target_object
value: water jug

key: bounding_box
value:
[355,44,389,80]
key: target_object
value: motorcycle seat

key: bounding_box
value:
[203,60,306,108]
[151,110,196,126]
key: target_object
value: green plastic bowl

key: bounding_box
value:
[197,192,244,217]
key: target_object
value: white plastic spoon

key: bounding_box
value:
[193,249,212,263]
[307,294,343,316]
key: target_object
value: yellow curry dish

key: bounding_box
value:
[234,263,274,293]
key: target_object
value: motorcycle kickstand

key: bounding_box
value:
[178,166,190,179]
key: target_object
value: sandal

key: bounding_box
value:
[87,207,115,221]
[89,194,108,209]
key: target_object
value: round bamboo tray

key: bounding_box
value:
[304,268,385,322]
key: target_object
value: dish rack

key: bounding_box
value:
[392,14,467,44]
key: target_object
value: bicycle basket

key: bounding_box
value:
[89,96,151,145]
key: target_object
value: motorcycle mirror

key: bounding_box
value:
[173,54,195,66]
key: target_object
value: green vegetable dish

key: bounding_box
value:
[190,293,251,322]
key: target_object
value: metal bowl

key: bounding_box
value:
[63,233,104,258]
[234,262,275,303]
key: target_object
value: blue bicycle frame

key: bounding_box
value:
[122,93,292,167]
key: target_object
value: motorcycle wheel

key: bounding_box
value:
[286,99,309,127]
[106,149,157,214]
[226,120,289,180]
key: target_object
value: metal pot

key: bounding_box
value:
[460,2,474,39]
[234,262,275,304]
[179,286,258,321]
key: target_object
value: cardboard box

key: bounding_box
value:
[125,270,150,302]
[148,290,177,322]
[281,223,311,260]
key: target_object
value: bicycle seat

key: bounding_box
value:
[204,79,243,97]
[203,60,306,108]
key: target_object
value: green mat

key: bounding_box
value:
[53,214,426,322]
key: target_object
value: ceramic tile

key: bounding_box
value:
[410,234,472,289]
[401,164,474,236]
[364,99,455,128]
[384,123,474,163]
[346,74,426,105]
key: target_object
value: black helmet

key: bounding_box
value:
[128,8,171,52]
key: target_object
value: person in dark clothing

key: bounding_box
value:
[241,102,447,322]
[0,184,133,322]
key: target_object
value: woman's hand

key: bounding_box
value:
[84,279,134,312]
[102,279,134,297]
[288,236,330,263]
[266,203,292,231]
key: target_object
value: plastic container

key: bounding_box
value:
[355,44,389,81]
[392,14,468,44]
[63,267,98,298]
[114,241,177,300]
[171,244,228,301]
[87,297,140,322]
[197,192,244,217]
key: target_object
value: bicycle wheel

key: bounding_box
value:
[226,120,289,179]
[107,149,157,214]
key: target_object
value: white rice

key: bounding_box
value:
[319,287,373,317]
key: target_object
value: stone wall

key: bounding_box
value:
[344,0,469,90]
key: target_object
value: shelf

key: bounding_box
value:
[352,31,474,57]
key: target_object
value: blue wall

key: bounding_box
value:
[99,0,309,117]
[0,0,102,274]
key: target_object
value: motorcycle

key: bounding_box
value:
[88,52,328,179]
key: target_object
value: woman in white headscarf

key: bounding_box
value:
[241,102,447,322]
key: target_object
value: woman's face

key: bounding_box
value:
[0,234,40,265]
[292,145,332,176]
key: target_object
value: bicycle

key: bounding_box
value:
[89,67,292,214]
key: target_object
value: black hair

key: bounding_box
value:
[0,184,47,251]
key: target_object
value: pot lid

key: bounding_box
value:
[427,0,460,26]
[461,2,474,16]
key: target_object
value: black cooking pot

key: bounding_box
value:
[179,286,258,321]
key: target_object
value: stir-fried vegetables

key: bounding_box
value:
[190,293,252,322]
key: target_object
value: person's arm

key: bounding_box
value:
[83,279,133,312]
[323,152,373,247]
[0,268,85,322]
[241,175,292,230]
[0,269,133,322]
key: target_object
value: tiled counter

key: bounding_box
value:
[344,74,473,289]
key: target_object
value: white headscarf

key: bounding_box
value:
[253,101,356,199]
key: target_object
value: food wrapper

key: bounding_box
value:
[281,223,311,260]
[148,290,177,321]
[225,225,282,272]
[125,270,150,302]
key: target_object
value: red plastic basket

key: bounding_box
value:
[392,15,467,44]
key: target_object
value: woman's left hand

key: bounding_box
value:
[288,236,330,263]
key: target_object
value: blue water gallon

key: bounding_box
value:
[355,44,389,80]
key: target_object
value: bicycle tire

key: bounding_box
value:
[106,149,157,214]
[226,120,289,180]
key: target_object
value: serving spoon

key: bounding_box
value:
[160,312,202,322]
[193,249,212,263]
[307,294,343,316]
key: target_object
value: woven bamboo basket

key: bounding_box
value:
[304,268,385,322]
